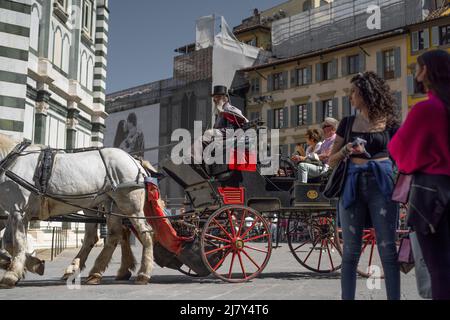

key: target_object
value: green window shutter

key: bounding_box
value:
[423,28,430,49]
[342,96,350,118]
[291,105,298,127]
[331,59,338,79]
[359,53,366,72]
[332,98,339,120]
[307,102,313,125]
[432,26,440,47]
[266,109,273,129]
[394,91,402,118]
[307,65,312,84]
[267,74,273,92]
[282,71,289,90]
[316,63,322,82]
[281,145,289,157]
[341,56,348,77]
[376,51,384,79]
[315,101,321,124]
[411,31,419,52]
[283,107,289,128]
[394,47,402,78]
[290,69,298,88]
[407,75,415,95]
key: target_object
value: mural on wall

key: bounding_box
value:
[104,104,160,165]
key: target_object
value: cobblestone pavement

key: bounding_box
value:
[0,243,422,300]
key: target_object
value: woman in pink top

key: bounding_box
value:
[389,49,450,300]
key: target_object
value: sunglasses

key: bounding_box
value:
[322,125,333,129]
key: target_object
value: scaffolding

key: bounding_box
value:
[272,0,425,58]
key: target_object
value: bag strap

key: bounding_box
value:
[344,116,356,144]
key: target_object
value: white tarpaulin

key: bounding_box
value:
[195,15,215,50]
[211,16,261,122]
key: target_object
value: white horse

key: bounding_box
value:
[0,134,154,288]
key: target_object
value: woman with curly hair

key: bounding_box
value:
[389,50,450,300]
[329,71,401,300]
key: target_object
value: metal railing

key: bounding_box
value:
[50,227,68,261]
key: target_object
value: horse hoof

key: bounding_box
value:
[61,272,72,281]
[134,274,150,285]
[36,262,45,276]
[0,273,19,289]
[85,274,102,285]
[116,270,132,281]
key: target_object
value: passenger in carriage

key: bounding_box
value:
[292,118,338,183]
[328,71,401,300]
[291,128,322,182]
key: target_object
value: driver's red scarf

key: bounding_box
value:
[143,181,193,255]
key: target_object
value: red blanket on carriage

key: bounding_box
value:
[143,180,193,255]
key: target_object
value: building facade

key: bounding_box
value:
[406,2,450,108]
[0,0,109,148]
[0,0,109,245]
[242,31,407,155]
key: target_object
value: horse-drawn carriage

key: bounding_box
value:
[145,121,408,283]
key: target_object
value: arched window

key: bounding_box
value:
[30,5,40,51]
[53,28,63,68]
[86,56,93,90]
[62,35,70,73]
[80,51,87,87]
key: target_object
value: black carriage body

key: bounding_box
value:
[161,158,335,214]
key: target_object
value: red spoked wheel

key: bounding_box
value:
[287,212,342,273]
[200,205,272,283]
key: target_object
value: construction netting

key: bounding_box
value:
[272,0,425,58]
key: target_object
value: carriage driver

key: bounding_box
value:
[190,85,249,163]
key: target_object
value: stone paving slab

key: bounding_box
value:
[0,244,423,300]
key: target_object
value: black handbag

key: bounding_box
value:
[323,116,355,199]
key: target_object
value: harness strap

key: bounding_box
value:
[98,149,117,190]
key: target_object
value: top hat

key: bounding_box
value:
[211,85,228,96]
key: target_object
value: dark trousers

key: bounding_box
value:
[416,210,450,300]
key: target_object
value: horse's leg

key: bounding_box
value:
[85,212,122,285]
[116,225,136,281]
[0,210,28,288]
[113,189,153,285]
[62,219,99,280]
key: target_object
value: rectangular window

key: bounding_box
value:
[322,100,333,122]
[82,0,93,36]
[296,67,310,86]
[440,25,450,46]
[322,61,332,81]
[347,55,359,75]
[250,78,260,95]
[383,49,395,80]
[245,38,257,47]
[273,72,285,91]
[274,108,284,129]
[297,104,308,126]
[418,30,427,50]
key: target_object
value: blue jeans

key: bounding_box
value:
[339,171,400,300]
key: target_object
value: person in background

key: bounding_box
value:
[388,49,450,300]
[291,129,323,183]
[294,118,338,183]
[328,71,401,300]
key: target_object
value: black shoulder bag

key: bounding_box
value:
[323,116,355,199]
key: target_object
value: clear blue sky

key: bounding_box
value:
[106,0,282,93]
